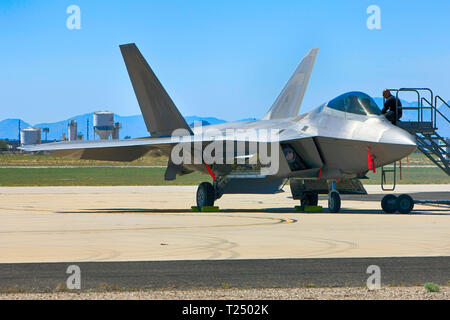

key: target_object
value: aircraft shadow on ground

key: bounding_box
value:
[57,207,450,216]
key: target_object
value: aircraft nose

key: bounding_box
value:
[380,126,417,146]
[379,126,417,160]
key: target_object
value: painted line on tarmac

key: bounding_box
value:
[0,214,297,235]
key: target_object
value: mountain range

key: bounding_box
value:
[0,114,252,141]
[1,98,448,141]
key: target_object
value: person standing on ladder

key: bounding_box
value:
[382,89,402,124]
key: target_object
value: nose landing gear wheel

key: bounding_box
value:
[396,194,414,214]
[328,191,341,213]
[196,182,215,210]
[381,194,397,213]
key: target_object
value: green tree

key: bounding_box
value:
[0,140,9,151]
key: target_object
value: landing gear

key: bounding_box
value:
[327,181,341,213]
[301,192,318,208]
[196,182,215,210]
[381,194,397,213]
[328,191,341,213]
[396,194,414,214]
[381,194,414,214]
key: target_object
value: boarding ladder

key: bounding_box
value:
[381,88,449,191]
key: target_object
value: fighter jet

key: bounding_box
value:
[22,43,417,213]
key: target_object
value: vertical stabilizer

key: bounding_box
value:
[120,43,193,137]
[263,48,319,120]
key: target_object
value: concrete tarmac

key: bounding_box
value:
[0,185,448,263]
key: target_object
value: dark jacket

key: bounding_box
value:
[382,95,402,117]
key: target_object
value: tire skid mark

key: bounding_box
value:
[0,215,297,235]
[295,237,358,257]
[77,247,122,262]
[111,232,240,261]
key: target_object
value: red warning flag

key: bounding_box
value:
[205,162,216,181]
[367,147,372,170]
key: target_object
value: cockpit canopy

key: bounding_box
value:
[327,91,381,116]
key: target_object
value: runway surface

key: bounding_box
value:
[1,257,449,291]
[0,184,448,291]
[0,185,449,263]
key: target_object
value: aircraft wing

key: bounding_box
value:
[20,128,313,162]
[20,137,176,161]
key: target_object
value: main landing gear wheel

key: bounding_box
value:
[396,194,414,214]
[301,192,319,207]
[196,182,215,210]
[328,191,341,213]
[381,194,397,213]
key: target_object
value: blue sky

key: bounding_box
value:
[0,0,449,124]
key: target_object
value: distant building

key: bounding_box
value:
[112,122,121,140]
[68,120,78,141]
[20,128,41,146]
[94,111,115,140]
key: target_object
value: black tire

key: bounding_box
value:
[196,182,215,209]
[396,194,414,214]
[328,191,341,213]
[381,194,397,213]
[301,192,319,207]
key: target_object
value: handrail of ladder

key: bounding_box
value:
[394,88,434,105]
[435,96,450,124]
[388,88,417,124]
[388,88,437,127]
[390,88,420,125]
[421,97,434,125]
[381,162,396,191]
